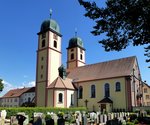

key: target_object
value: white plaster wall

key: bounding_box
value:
[66,90,75,107]
[55,90,65,108]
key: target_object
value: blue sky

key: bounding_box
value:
[0,0,149,96]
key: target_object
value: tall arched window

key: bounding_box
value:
[54,40,57,48]
[80,54,83,60]
[116,82,121,91]
[91,85,96,98]
[58,93,63,103]
[105,83,110,97]
[71,53,74,60]
[78,86,83,99]
[42,40,45,47]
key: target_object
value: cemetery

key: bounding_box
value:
[0,107,150,125]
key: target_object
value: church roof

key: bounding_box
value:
[98,97,113,103]
[67,56,136,82]
[2,87,35,98]
[39,19,61,36]
[48,77,75,90]
[67,37,85,49]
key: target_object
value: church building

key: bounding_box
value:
[35,13,143,112]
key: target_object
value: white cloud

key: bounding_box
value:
[22,81,35,87]
[0,80,35,97]
[0,80,15,97]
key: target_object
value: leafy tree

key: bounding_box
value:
[78,0,150,66]
[144,46,150,68]
[0,79,4,92]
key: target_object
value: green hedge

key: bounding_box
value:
[0,107,87,119]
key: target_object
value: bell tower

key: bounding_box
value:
[67,36,85,72]
[35,11,62,106]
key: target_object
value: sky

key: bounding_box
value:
[0,0,149,96]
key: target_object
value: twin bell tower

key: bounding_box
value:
[35,11,85,107]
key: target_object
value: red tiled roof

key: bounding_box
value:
[67,56,136,82]
[2,87,34,98]
[48,77,75,90]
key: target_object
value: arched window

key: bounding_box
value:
[42,40,45,47]
[78,86,83,99]
[54,40,57,48]
[116,82,121,91]
[58,93,63,103]
[80,54,83,60]
[91,85,96,98]
[105,83,110,97]
[71,53,74,60]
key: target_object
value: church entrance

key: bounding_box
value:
[98,97,113,113]
[101,104,106,113]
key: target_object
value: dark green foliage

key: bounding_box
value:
[145,45,150,68]
[0,79,4,92]
[0,107,87,119]
[126,122,134,125]
[78,0,150,67]
[45,114,52,121]
[21,102,35,107]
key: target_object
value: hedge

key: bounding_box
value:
[0,107,87,119]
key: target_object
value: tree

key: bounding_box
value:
[144,46,150,68]
[0,79,4,92]
[78,0,150,66]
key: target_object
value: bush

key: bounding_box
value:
[0,107,87,119]
[45,114,52,121]
[134,119,139,124]
[126,122,134,125]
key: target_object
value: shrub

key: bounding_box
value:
[0,107,87,119]
[126,122,134,125]
[45,114,52,121]
[134,119,139,124]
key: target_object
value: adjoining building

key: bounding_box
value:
[0,87,35,107]
[35,13,143,112]
[142,82,150,106]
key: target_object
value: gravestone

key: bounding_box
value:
[82,112,87,125]
[45,119,54,125]
[17,112,29,125]
[34,117,42,125]
[33,112,45,125]
[100,114,103,123]
[16,114,26,125]
[90,112,96,123]
[75,113,80,125]
[75,111,81,123]
[96,112,100,124]
[111,113,114,120]
[104,114,107,124]
[57,117,65,125]
[45,112,55,125]
[0,110,7,125]
[107,113,111,121]
[52,113,58,124]
[10,116,18,125]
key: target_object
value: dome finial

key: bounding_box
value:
[50,9,52,19]
[75,27,77,37]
